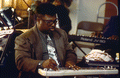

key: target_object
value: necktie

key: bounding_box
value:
[46,35,60,67]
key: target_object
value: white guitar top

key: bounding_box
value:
[38,67,118,77]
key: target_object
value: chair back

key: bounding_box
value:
[74,21,105,50]
[77,21,105,34]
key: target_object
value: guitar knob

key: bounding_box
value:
[104,66,106,69]
[3,26,8,30]
[44,68,48,71]
[0,27,2,31]
[107,66,110,69]
[9,26,13,29]
[110,66,113,69]
[0,46,3,51]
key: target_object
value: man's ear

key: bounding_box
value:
[36,18,42,25]
[36,17,40,20]
[52,0,61,6]
[36,14,44,19]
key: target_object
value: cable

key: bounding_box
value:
[23,0,30,8]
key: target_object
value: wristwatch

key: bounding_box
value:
[38,61,44,69]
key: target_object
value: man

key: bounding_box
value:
[15,3,80,78]
[31,0,72,34]
[92,16,119,61]
[52,0,72,34]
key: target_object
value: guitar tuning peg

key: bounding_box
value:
[3,26,8,30]
[9,26,13,29]
[0,27,2,31]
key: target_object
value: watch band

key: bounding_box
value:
[38,60,44,69]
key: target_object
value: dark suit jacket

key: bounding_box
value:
[103,16,119,37]
[14,25,77,78]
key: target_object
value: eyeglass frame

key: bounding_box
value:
[36,15,58,26]
[41,18,58,26]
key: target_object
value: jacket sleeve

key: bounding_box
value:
[103,16,119,37]
[62,31,77,64]
[14,35,40,73]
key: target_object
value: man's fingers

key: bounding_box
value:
[49,58,57,66]
[48,58,58,70]
[69,65,81,70]
[51,66,58,71]
[74,65,81,70]
[48,63,58,70]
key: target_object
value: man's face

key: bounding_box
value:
[37,14,57,33]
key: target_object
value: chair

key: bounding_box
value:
[73,21,105,55]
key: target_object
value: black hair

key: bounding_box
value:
[49,0,55,3]
[56,0,73,7]
[63,0,73,7]
[35,3,57,16]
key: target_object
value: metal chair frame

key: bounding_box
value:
[96,1,118,22]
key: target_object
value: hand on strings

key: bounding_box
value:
[65,61,81,70]
[91,32,103,38]
[108,35,119,40]
[42,58,58,70]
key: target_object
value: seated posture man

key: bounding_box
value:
[15,3,80,78]
[91,16,119,61]
[31,0,72,34]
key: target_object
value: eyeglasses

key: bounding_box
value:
[37,15,58,26]
[41,18,57,26]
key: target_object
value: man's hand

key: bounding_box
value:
[108,35,119,40]
[65,61,81,70]
[91,32,119,40]
[42,58,58,70]
[91,32,103,38]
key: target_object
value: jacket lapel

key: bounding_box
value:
[31,27,64,63]
[52,30,64,66]
[32,26,43,60]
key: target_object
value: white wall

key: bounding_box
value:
[68,0,106,59]
[69,0,106,34]
[68,0,80,34]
